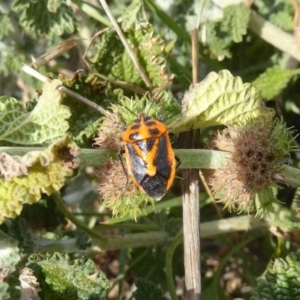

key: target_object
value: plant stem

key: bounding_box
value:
[200,215,267,238]
[89,231,168,253]
[248,11,300,61]
[35,215,268,253]
[0,147,230,168]
[3,147,300,188]
[72,0,111,26]
[21,65,112,116]
[52,192,107,244]
[106,197,183,224]
[79,148,231,169]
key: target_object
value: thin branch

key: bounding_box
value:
[82,29,148,95]
[191,29,199,84]
[21,64,49,82]
[21,65,111,117]
[199,170,223,219]
[92,72,148,95]
[30,37,80,68]
[58,85,111,116]
[82,28,109,70]
[98,0,153,89]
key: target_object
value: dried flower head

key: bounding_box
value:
[94,107,124,151]
[97,160,130,200]
[96,159,152,219]
[208,118,296,214]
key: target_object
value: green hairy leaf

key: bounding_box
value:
[252,66,300,101]
[54,73,109,147]
[205,21,232,58]
[168,70,274,133]
[221,3,251,43]
[0,13,10,40]
[11,0,76,37]
[0,44,25,77]
[251,252,300,300]
[121,0,148,31]
[0,137,79,224]
[0,79,70,145]
[27,252,109,299]
[133,278,167,300]
[47,0,62,13]
[0,231,21,299]
[269,10,293,31]
[89,3,173,90]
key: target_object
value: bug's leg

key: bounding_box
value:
[118,146,129,187]
[175,155,181,169]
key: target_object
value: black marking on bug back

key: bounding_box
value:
[131,123,141,130]
[126,143,147,183]
[141,173,167,200]
[145,120,156,127]
[135,137,156,153]
[154,134,172,179]
[148,128,160,135]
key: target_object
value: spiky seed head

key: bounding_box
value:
[208,118,296,214]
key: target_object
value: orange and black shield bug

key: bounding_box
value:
[119,113,179,200]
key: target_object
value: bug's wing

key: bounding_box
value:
[125,143,147,184]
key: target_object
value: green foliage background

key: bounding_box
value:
[1,0,300,299]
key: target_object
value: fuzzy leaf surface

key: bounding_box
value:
[0,231,20,270]
[221,3,250,43]
[0,13,10,39]
[252,66,297,101]
[205,21,232,58]
[89,3,173,91]
[0,44,25,77]
[133,278,167,300]
[54,73,109,147]
[251,252,300,300]
[0,231,21,299]
[168,70,273,133]
[27,252,109,300]
[269,10,293,31]
[0,80,70,145]
[0,137,79,224]
[11,0,75,37]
